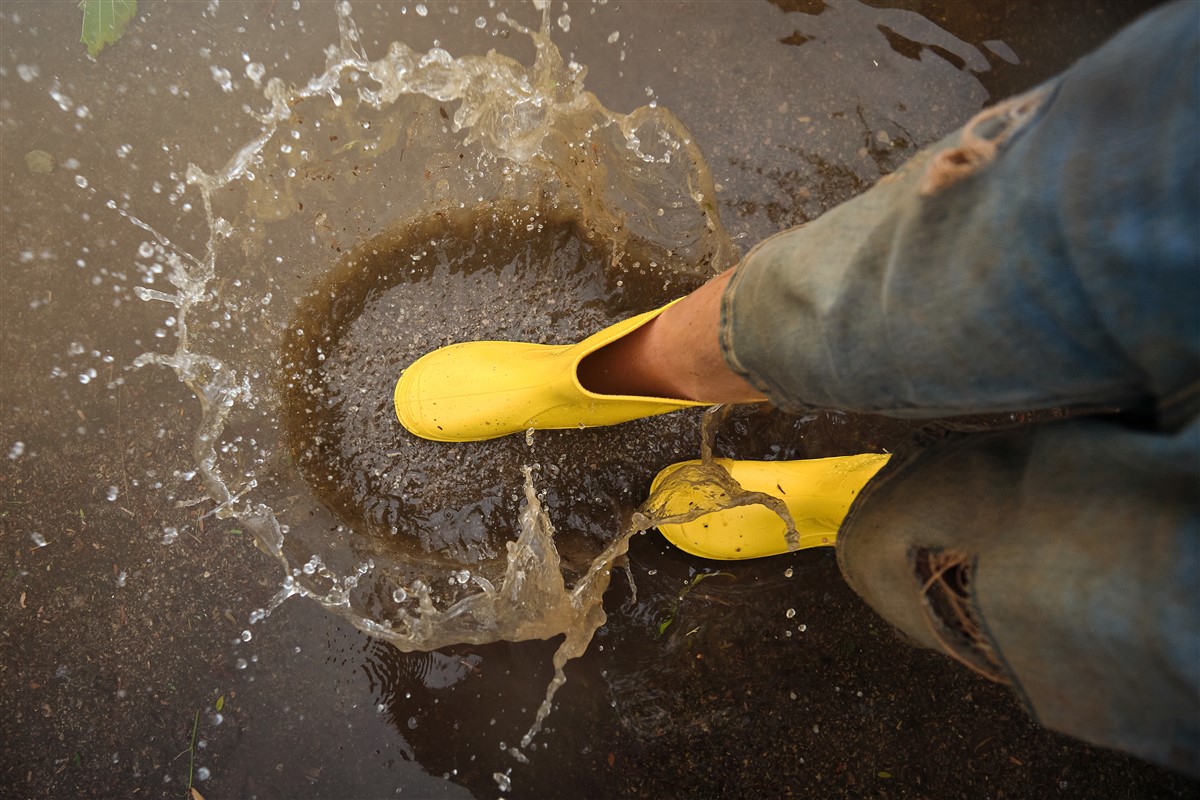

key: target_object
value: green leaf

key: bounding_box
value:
[657,618,673,636]
[877,771,892,779]
[79,0,138,58]
[215,695,224,712]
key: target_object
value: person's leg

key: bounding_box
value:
[720,1,1199,419]
[836,415,1200,775]
[400,3,1197,439]
[645,2,1200,772]
[576,268,765,403]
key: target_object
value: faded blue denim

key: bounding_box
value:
[721,2,1200,775]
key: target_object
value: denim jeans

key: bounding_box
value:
[721,2,1199,774]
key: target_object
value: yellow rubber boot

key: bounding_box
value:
[394,300,708,441]
[648,454,891,560]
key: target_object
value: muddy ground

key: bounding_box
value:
[3,1,1197,798]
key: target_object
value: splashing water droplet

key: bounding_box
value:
[245,62,265,86]
[127,1,738,762]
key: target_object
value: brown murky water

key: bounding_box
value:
[281,209,695,569]
[4,1,1188,798]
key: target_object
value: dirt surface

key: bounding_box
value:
[2,1,1196,799]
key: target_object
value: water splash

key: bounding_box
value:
[127,0,739,765]
[637,404,802,550]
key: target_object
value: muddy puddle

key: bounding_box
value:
[280,208,696,572]
[106,2,757,764]
[3,1,1180,798]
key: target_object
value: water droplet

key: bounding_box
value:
[8,441,26,460]
[474,16,486,28]
[196,767,211,781]
[392,587,407,603]
[236,658,248,669]
[137,241,154,258]
[785,608,796,619]
[415,3,427,16]
[240,629,252,642]
[798,624,807,632]
[161,528,179,545]
[31,533,47,548]
[245,62,265,86]
[74,175,88,188]
[106,486,119,501]
[784,567,793,578]
[115,570,127,587]
[210,65,233,92]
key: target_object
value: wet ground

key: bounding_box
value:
[3,1,1197,798]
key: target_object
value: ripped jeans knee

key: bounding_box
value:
[912,547,1008,683]
[919,85,1052,196]
[836,419,1199,774]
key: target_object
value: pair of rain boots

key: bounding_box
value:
[393,303,889,559]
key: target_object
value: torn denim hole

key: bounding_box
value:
[913,547,1010,683]
[919,87,1049,196]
